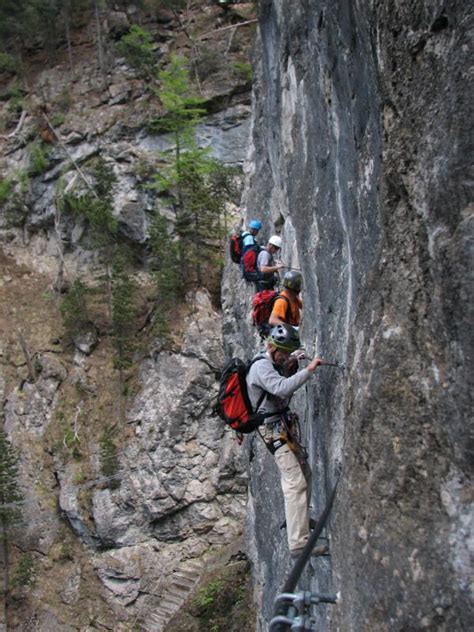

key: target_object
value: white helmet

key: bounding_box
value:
[268,235,282,249]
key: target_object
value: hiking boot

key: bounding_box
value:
[280,518,317,530]
[289,543,330,560]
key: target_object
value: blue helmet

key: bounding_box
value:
[249,219,262,231]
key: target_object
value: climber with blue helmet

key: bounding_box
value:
[241,219,262,250]
[246,324,323,559]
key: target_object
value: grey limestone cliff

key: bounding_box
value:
[223,1,472,630]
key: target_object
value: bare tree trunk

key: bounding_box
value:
[64,2,74,79]
[53,201,66,298]
[225,26,237,55]
[1,522,9,632]
[93,0,107,87]
[0,110,27,140]
[173,4,203,93]
[16,331,36,383]
[199,19,258,38]
[42,112,98,197]
[118,367,124,424]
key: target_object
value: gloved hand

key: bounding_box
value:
[291,349,307,361]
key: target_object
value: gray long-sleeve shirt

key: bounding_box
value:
[246,352,312,424]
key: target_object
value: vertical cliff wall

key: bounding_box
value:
[223,1,472,629]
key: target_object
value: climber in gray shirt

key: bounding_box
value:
[246,323,323,558]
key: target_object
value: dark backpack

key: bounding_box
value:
[252,291,289,338]
[241,244,263,282]
[215,356,268,435]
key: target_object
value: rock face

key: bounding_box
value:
[223,1,472,629]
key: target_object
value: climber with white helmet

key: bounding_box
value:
[256,234,284,291]
[246,323,324,558]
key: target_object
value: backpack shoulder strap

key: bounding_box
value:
[247,354,272,414]
[274,293,290,305]
[248,353,266,369]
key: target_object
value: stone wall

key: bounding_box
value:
[224,1,472,629]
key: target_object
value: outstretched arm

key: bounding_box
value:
[259,262,284,274]
[306,357,322,372]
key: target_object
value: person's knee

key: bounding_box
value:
[283,474,307,496]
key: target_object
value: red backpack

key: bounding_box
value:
[229,232,243,263]
[215,356,268,436]
[252,290,289,333]
[241,245,262,282]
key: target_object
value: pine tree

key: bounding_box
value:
[59,158,119,322]
[151,55,208,284]
[111,248,137,372]
[99,427,120,490]
[152,54,207,201]
[0,430,23,601]
[110,247,137,421]
[151,54,238,289]
[115,24,157,80]
[148,212,182,337]
[60,278,91,344]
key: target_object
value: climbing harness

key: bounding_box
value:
[281,411,305,455]
[269,591,338,632]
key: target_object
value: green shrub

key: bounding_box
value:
[0,178,13,202]
[111,248,137,371]
[0,52,18,75]
[62,425,81,460]
[57,87,72,112]
[195,45,223,80]
[231,60,252,83]
[193,579,223,612]
[7,84,24,112]
[115,25,156,79]
[60,278,91,341]
[15,169,30,194]
[11,554,35,589]
[99,427,120,489]
[50,112,65,127]
[28,141,50,176]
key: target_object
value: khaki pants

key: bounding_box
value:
[261,426,311,552]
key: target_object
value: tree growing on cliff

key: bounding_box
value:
[60,278,91,344]
[115,24,157,80]
[59,158,119,322]
[151,55,235,288]
[0,429,23,604]
[152,55,207,190]
[109,247,138,421]
[148,212,182,338]
[99,426,120,490]
[59,158,118,252]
